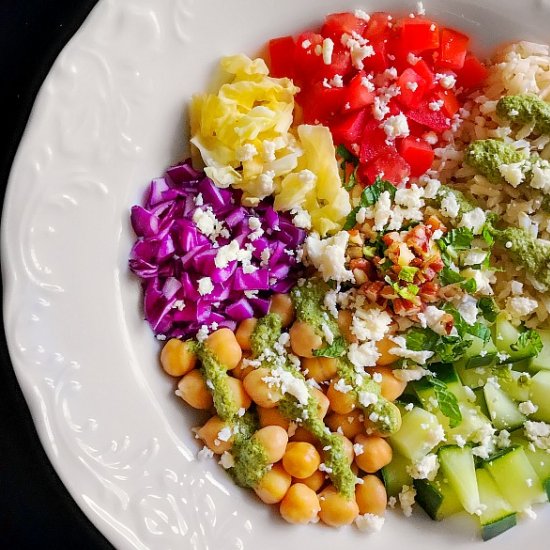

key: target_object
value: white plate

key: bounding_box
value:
[3,0,550,548]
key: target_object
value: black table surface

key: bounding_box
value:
[1,1,113,548]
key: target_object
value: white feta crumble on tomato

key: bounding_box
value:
[437,73,456,89]
[428,99,444,111]
[330,74,344,87]
[407,52,421,65]
[304,231,355,283]
[341,32,375,70]
[355,513,385,533]
[354,9,370,21]
[322,37,334,65]
[382,113,410,140]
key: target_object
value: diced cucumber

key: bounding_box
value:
[497,370,531,402]
[475,468,517,541]
[484,446,547,510]
[389,407,443,462]
[414,364,469,404]
[456,363,491,389]
[414,474,463,521]
[456,333,498,370]
[438,445,481,515]
[381,452,412,497]
[529,370,550,423]
[528,329,550,372]
[493,317,539,364]
[474,388,490,419]
[445,403,493,444]
[483,380,526,431]
[510,431,550,499]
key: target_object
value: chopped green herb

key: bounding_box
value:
[399,266,419,283]
[511,330,543,357]
[427,377,463,428]
[313,336,347,358]
[479,297,499,323]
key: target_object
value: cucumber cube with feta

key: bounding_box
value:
[484,446,547,511]
[414,474,463,521]
[389,407,444,462]
[529,371,550,423]
[510,431,550,500]
[475,468,517,541]
[438,445,481,515]
[483,379,526,431]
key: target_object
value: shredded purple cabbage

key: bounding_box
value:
[129,160,305,338]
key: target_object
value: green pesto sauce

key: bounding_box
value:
[196,344,238,421]
[250,313,282,358]
[278,395,356,498]
[497,94,550,136]
[337,358,401,435]
[291,279,339,337]
[464,139,527,184]
[230,412,270,488]
[493,225,550,288]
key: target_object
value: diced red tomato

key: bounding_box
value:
[407,99,451,132]
[268,36,296,78]
[438,28,469,70]
[294,32,325,78]
[362,41,389,73]
[342,71,375,111]
[398,136,434,177]
[411,59,435,89]
[317,47,353,80]
[400,18,440,53]
[397,68,428,108]
[434,89,460,117]
[362,150,411,185]
[359,119,393,164]
[363,12,393,40]
[322,12,368,39]
[330,108,369,149]
[456,54,488,89]
[301,84,346,124]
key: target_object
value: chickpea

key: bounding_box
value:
[310,387,330,419]
[355,475,387,516]
[282,442,321,479]
[318,486,359,527]
[290,426,317,445]
[325,410,363,439]
[177,370,213,410]
[257,406,290,431]
[196,416,234,454]
[326,379,357,415]
[354,434,393,473]
[297,469,325,492]
[269,294,295,327]
[333,433,354,465]
[205,328,242,370]
[226,376,252,410]
[338,310,357,344]
[160,338,197,377]
[254,426,289,463]
[289,321,323,358]
[376,336,399,367]
[371,368,407,401]
[235,318,257,351]
[302,356,338,383]
[254,463,291,504]
[243,367,282,408]
[231,356,254,380]
[280,483,320,524]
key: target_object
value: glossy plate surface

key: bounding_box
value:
[3,0,549,548]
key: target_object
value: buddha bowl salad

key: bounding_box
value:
[129,3,550,540]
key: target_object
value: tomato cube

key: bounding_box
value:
[268,36,296,78]
[364,12,393,41]
[362,40,389,73]
[294,32,325,79]
[322,12,368,39]
[397,68,428,108]
[411,59,435,89]
[400,19,440,53]
[360,119,393,164]
[342,71,375,111]
[434,89,460,117]
[398,136,434,177]
[362,150,411,185]
[407,99,451,132]
[438,28,469,70]
[456,54,488,89]
[317,47,353,80]
[301,84,346,124]
[330,108,369,149]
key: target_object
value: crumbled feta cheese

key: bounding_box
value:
[506,296,539,318]
[463,385,476,403]
[440,192,460,219]
[319,462,333,474]
[437,73,456,89]
[219,451,235,469]
[322,38,334,65]
[354,9,370,22]
[369,190,393,230]
[323,289,339,318]
[429,99,444,111]
[193,207,221,238]
[393,367,431,382]
[302,39,312,49]
[262,367,310,405]
[511,281,524,295]
[454,434,467,447]
[197,446,214,460]
[382,113,410,140]
[457,294,478,325]
[348,341,381,368]
[407,52,421,65]
[495,429,511,449]
[373,372,383,384]
[519,401,539,416]
[196,324,209,343]
[355,513,385,533]
[530,163,550,193]
[217,426,233,442]
[372,96,391,121]
[462,248,488,266]
[361,75,375,92]
[236,143,258,162]
[423,306,450,335]
[407,454,439,481]
[459,207,487,235]
[399,485,416,517]
[390,335,434,365]
[416,1,426,15]
[330,74,344,88]
[358,391,378,407]
[353,443,365,456]
[198,276,214,296]
[304,231,355,283]
[499,162,525,188]
[194,193,204,206]
[291,207,312,229]
[406,81,419,92]
[524,421,550,450]
[214,240,239,268]
[352,307,392,342]
[341,32,375,70]
[334,378,353,394]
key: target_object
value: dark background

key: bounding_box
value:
[0,1,112,548]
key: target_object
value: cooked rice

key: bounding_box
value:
[426,41,550,328]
